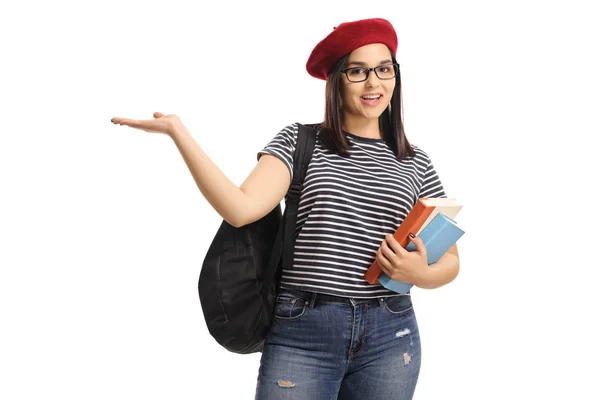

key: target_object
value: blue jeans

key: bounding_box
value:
[255,288,421,399]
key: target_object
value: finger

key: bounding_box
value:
[154,112,165,118]
[113,118,141,128]
[380,239,398,261]
[376,249,393,272]
[378,261,391,278]
[120,116,160,128]
[377,256,395,279]
[110,117,133,126]
[385,234,407,255]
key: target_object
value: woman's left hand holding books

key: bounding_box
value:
[375,234,431,288]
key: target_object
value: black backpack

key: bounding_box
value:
[198,123,317,354]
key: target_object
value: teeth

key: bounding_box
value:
[362,95,381,99]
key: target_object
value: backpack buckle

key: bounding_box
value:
[288,181,302,198]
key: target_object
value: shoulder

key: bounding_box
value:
[264,123,298,147]
[274,122,323,147]
[409,143,433,163]
[279,122,323,142]
[276,123,300,137]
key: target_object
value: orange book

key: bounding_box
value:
[364,197,463,284]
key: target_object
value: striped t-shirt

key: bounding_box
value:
[258,123,447,299]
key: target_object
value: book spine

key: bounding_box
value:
[364,200,434,284]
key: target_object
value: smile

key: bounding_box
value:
[360,93,383,106]
[361,94,382,100]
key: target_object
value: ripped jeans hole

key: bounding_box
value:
[277,380,295,388]
[395,328,411,338]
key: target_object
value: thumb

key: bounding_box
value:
[409,234,426,253]
[153,112,165,118]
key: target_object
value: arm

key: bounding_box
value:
[416,244,460,289]
[170,127,290,228]
[111,112,290,228]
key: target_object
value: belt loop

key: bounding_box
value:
[377,298,384,307]
[309,292,317,309]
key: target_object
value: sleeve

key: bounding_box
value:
[257,123,298,181]
[418,152,447,199]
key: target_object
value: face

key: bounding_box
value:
[339,43,396,123]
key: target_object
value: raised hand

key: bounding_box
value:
[111,112,187,137]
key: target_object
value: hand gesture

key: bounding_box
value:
[111,112,186,137]
[376,234,430,288]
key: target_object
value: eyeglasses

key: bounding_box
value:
[341,63,399,82]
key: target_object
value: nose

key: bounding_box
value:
[365,69,380,88]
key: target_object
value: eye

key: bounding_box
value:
[377,65,391,73]
[348,67,366,76]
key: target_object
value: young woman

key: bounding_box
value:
[112,17,459,400]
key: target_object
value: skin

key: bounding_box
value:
[110,43,459,290]
[339,43,396,139]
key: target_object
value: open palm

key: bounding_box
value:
[111,112,185,137]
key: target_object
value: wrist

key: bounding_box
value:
[169,125,190,140]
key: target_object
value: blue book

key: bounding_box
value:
[378,212,465,294]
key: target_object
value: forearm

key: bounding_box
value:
[417,245,460,289]
[169,127,253,227]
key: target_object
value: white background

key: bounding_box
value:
[1,0,599,399]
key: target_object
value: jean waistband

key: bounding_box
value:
[277,288,409,307]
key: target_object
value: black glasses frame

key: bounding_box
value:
[341,63,399,82]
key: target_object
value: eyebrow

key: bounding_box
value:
[345,59,393,67]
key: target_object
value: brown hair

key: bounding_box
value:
[319,52,415,161]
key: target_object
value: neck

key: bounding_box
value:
[342,116,381,139]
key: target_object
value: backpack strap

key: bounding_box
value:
[261,123,317,299]
[282,123,317,270]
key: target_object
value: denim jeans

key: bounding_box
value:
[255,288,421,399]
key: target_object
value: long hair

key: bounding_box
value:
[319,52,415,161]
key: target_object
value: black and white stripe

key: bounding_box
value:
[258,123,446,298]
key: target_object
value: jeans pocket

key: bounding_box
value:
[382,295,413,316]
[273,291,309,321]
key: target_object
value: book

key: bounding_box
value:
[364,197,463,285]
[377,212,465,293]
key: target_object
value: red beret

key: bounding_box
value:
[306,18,398,80]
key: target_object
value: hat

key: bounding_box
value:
[306,18,398,81]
